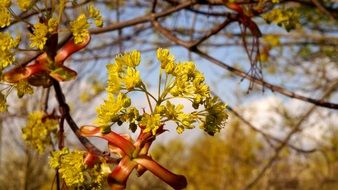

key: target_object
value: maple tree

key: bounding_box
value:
[0,0,336,189]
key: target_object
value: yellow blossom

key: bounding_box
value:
[106,64,122,94]
[0,0,11,7]
[140,113,161,135]
[170,75,192,97]
[88,4,103,27]
[263,35,280,47]
[174,61,196,77]
[115,50,141,67]
[0,7,11,28]
[176,113,196,133]
[49,148,85,186]
[107,73,121,94]
[48,17,59,33]
[164,101,184,120]
[0,32,20,70]
[0,92,7,112]
[29,23,48,50]
[157,48,176,73]
[154,105,166,115]
[192,71,209,104]
[22,111,58,152]
[123,67,141,90]
[100,48,229,136]
[49,148,108,189]
[202,97,228,135]
[263,8,300,31]
[16,80,34,98]
[0,0,11,28]
[17,0,30,10]
[95,93,131,127]
[70,14,90,44]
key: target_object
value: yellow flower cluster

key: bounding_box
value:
[49,148,109,189]
[70,14,90,44]
[22,111,58,153]
[157,48,176,74]
[69,5,103,44]
[95,93,129,126]
[49,148,86,187]
[140,113,161,135]
[106,50,142,94]
[155,101,197,134]
[200,97,229,135]
[0,92,7,112]
[29,23,48,50]
[263,8,300,31]
[95,92,139,132]
[0,32,20,71]
[29,17,59,49]
[15,80,33,98]
[97,48,228,136]
[157,49,210,107]
[17,0,31,10]
[95,51,145,132]
[156,49,227,134]
[88,4,103,27]
[0,0,11,28]
[48,17,59,33]
[173,63,210,106]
